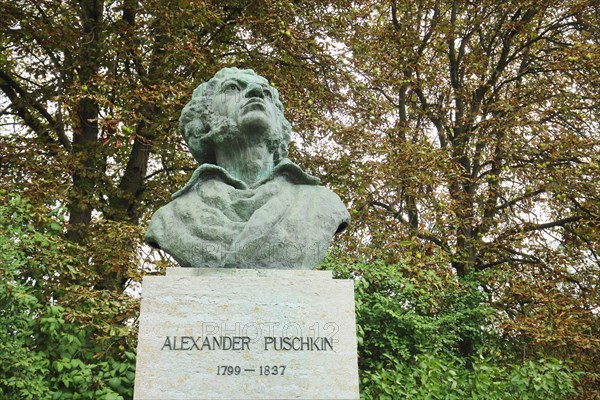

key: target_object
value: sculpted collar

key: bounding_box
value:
[172,158,321,199]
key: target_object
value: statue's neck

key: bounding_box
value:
[214,140,274,186]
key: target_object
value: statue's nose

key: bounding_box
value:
[245,83,264,98]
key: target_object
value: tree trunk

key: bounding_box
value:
[66,0,104,244]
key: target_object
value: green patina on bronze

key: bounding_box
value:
[145,68,349,268]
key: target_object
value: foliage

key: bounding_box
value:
[0,194,137,399]
[322,258,581,399]
[324,258,495,362]
[362,353,578,400]
[1,0,599,398]
[322,0,600,393]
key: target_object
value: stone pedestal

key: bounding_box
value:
[134,268,360,399]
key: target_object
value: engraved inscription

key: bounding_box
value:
[161,335,334,351]
[215,365,287,376]
[161,336,251,351]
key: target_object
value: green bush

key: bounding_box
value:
[361,353,578,400]
[0,194,136,399]
[321,258,580,399]
[323,259,496,364]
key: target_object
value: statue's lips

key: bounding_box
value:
[241,98,266,112]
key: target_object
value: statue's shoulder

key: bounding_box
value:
[145,198,176,249]
[268,169,350,233]
[310,184,350,217]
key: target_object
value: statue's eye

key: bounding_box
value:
[223,82,240,93]
[263,88,273,98]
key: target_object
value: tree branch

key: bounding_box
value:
[0,69,71,150]
[498,215,584,240]
[369,200,449,251]
[495,189,545,212]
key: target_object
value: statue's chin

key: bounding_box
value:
[238,112,272,138]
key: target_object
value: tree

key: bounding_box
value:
[321,0,599,392]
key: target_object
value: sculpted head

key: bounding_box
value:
[179,67,291,165]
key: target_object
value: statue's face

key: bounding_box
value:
[211,74,278,140]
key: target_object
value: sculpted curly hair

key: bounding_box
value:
[179,67,291,165]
